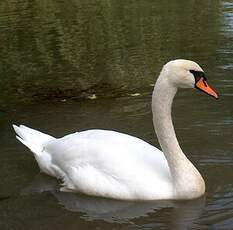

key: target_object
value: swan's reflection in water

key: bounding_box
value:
[22,174,205,228]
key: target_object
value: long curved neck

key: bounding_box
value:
[152,73,205,198]
[152,77,186,166]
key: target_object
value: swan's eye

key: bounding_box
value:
[189,70,207,82]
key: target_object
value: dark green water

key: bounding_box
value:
[0,0,220,104]
[1,0,233,229]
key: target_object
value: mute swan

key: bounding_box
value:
[13,59,218,200]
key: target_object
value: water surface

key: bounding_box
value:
[1,86,233,229]
[0,0,221,104]
[1,0,233,229]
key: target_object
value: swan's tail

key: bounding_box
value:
[12,125,55,156]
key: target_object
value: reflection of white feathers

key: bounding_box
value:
[22,174,205,225]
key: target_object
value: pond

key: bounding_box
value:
[1,0,233,229]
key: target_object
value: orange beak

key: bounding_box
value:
[195,77,219,99]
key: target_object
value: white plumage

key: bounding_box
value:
[13,126,172,200]
[13,59,218,200]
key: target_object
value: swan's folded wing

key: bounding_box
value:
[43,129,172,199]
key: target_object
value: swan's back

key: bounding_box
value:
[44,129,172,200]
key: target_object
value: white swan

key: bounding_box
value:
[13,59,218,200]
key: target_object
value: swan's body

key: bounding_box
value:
[15,127,172,200]
[13,59,218,200]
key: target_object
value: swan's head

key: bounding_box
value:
[162,59,218,99]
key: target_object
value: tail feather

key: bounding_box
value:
[13,124,55,156]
